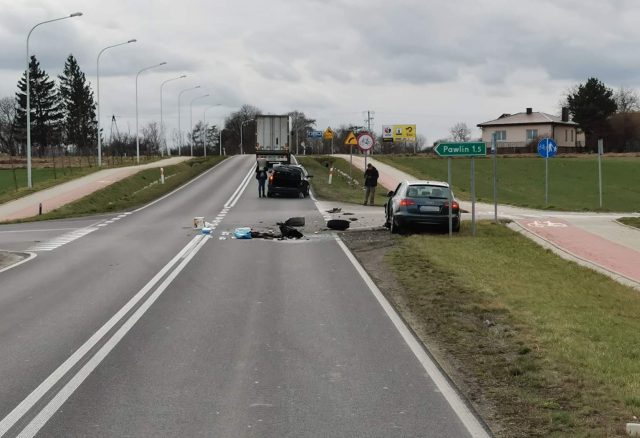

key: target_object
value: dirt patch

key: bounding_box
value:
[340,229,616,437]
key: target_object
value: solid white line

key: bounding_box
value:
[0,252,37,274]
[0,235,204,437]
[334,237,490,438]
[16,236,211,438]
[224,164,255,208]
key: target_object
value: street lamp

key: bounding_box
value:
[240,119,254,155]
[203,104,222,157]
[135,61,167,164]
[97,39,136,167]
[189,94,210,156]
[26,12,82,188]
[177,85,201,156]
[160,74,186,156]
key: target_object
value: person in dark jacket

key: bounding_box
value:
[256,163,268,198]
[363,163,379,205]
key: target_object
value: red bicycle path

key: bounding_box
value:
[340,154,640,288]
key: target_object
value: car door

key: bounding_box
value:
[388,182,404,219]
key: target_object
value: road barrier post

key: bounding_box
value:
[328,167,333,185]
[160,167,165,184]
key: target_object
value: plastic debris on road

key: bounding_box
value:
[234,227,253,239]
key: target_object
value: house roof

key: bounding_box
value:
[477,111,578,127]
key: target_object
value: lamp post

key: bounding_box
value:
[135,61,166,164]
[189,94,209,156]
[26,12,82,188]
[160,74,186,156]
[203,104,222,158]
[177,85,200,156]
[97,39,136,167]
[240,119,254,155]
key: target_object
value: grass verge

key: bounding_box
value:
[0,155,163,205]
[618,217,640,229]
[343,224,639,436]
[18,156,226,222]
[297,156,389,205]
[375,154,640,212]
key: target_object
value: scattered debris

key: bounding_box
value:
[250,230,278,239]
[349,218,358,221]
[201,227,212,234]
[278,224,304,239]
[326,207,342,213]
[234,227,252,239]
[342,212,354,215]
[327,219,350,231]
[284,216,305,227]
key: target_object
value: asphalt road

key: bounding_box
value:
[0,156,487,437]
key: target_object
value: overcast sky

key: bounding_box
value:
[2,0,640,147]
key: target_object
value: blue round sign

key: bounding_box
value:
[537,138,558,158]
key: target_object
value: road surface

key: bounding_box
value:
[0,156,487,437]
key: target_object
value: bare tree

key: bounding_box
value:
[0,97,18,155]
[450,122,471,142]
[141,121,161,156]
[614,86,640,113]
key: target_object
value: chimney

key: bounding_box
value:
[526,108,532,115]
[561,107,569,122]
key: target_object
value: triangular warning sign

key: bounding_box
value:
[344,132,357,145]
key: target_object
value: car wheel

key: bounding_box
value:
[390,217,401,234]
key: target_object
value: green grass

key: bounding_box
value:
[0,155,162,205]
[298,156,389,205]
[19,156,227,221]
[0,167,99,205]
[619,217,640,229]
[385,223,640,436]
[375,155,640,211]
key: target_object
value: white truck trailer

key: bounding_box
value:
[255,115,291,169]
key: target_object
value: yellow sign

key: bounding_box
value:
[323,127,334,140]
[392,124,416,141]
[344,131,358,145]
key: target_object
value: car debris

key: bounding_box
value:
[327,219,350,230]
[326,207,342,213]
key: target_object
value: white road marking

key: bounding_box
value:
[0,252,37,274]
[0,235,204,436]
[0,228,76,234]
[1,161,255,437]
[16,236,211,438]
[334,237,490,438]
[28,228,99,252]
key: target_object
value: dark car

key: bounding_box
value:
[267,164,312,198]
[384,180,460,233]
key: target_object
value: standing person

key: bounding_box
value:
[256,161,268,198]
[363,163,379,206]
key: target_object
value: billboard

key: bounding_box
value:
[382,124,416,142]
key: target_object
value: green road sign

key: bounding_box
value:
[434,142,486,157]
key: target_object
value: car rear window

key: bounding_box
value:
[406,185,450,198]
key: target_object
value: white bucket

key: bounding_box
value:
[193,217,205,229]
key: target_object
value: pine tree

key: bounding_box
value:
[58,54,97,159]
[15,55,64,157]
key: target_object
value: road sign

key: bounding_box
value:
[537,138,557,158]
[307,130,323,139]
[357,132,374,151]
[323,127,334,140]
[434,142,486,157]
[344,132,357,145]
[382,124,416,141]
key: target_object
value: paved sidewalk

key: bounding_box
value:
[0,157,190,222]
[335,154,640,288]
